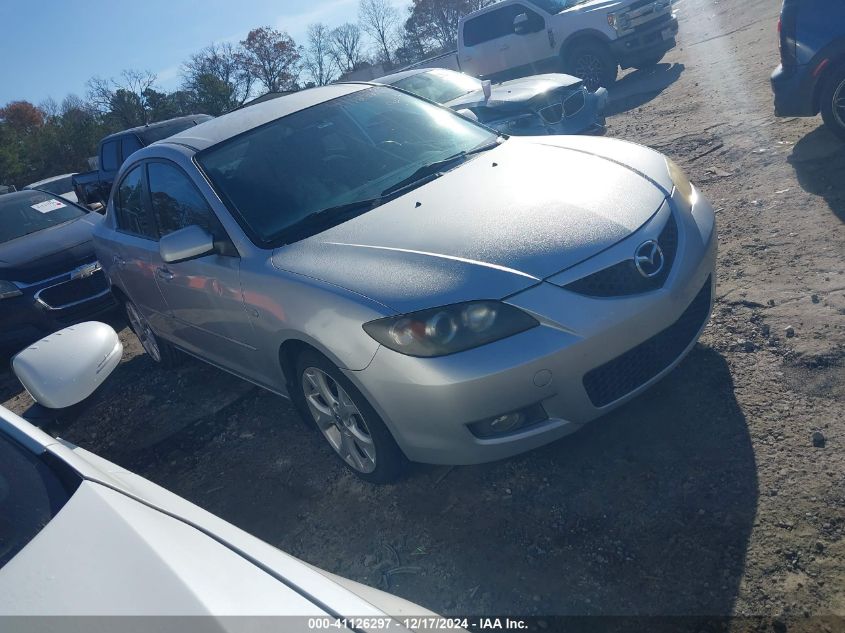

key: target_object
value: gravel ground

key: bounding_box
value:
[3,0,843,625]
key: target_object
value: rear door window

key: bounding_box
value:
[121,135,144,163]
[114,165,157,239]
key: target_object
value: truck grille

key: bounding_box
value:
[35,270,109,310]
[563,213,678,297]
[582,276,712,408]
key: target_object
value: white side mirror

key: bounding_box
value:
[482,79,492,101]
[12,322,123,409]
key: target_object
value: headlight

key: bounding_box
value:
[666,158,698,206]
[0,280,22,300]
[363,300,539,357]
[607,12,630,31]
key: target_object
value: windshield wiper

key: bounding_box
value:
[279,198,380,243]
[380,138,503,198]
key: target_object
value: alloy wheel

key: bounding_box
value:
[574,53,604,92]
[833,79,845,129]
[126,301,162,363]
[301,366,377,474]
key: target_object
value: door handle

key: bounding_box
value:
[112,255,126,268]
[155,267,175,282]
[499,44,509,51]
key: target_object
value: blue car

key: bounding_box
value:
[771,0,845,140]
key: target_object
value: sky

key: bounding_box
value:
[0,0,408,106]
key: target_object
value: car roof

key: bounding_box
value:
[24,173,76,188]
[164,83,370,152]
[102,115,212,144]
[374,68,434,84]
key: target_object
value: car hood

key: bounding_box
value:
[445,73,583,111]
[0,213,101,283]
[272,137,671,314]
[560,0,631,14]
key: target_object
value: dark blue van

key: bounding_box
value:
[771,0,845,140]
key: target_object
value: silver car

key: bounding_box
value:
[93,83,717,483]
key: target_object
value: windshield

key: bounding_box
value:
[392,69,482,104]
[197,86,498,246]
[0,191,87,244]
[26,176,74,195]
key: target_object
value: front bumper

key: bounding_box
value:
[0,269,117,354]
[771,63,819,117]
[612,15,679,68]
[348,190,717,465]
[489,87,608,137]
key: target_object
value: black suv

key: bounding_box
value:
[771,0,845,140]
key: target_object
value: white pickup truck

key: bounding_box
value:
[407,0,678,91]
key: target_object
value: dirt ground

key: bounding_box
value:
[3,0,844,624]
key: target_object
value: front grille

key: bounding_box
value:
[583,276,711,408]
[564,212,678,297]
[36,270,109,310]
[631,11,672,34]
[538,102,563,124]
[563,90,586,117]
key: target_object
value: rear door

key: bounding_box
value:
[110,163,171,335]
[145,160,259,377]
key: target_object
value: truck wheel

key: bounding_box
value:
[295,349,406,483]
[125,300,181,368]
[633,52,666,70]
[820,65,845,142]
[566,42,617,92]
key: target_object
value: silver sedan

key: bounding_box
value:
[93,83,717,482]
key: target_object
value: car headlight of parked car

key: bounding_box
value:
[666,158,698,207]
[363,300,539,357]
[0,280,22,300]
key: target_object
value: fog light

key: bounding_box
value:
[468,403,547,439]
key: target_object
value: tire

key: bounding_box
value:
[124,300,181,368]
[633,53,666,71]
[820,64,845,142]
[295,349,405,483]
[565,41,618,92]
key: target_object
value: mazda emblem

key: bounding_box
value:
[634,240,665,278]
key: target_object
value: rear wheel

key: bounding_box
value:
[820,65,845,142]
[125,300,180,368]
[566,42,617,91]
[295,349,405,483]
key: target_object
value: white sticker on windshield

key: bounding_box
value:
[31,199,67,213]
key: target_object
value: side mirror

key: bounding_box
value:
[13,322,123,410]
[513,13,530,34]
[481,79,492,101]
[159,225,214,263]
[88,202,105,213]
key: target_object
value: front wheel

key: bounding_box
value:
[295,350,405,483]
[125,300,180,368]
[820,65,845,142]
[566,42,617,92]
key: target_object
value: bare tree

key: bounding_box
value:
[359,0,399,66]
[330,23,365,73]
[240,26,302,93]
[86,69,157,126]
[182,42,254,114]
[303,23,339,86]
